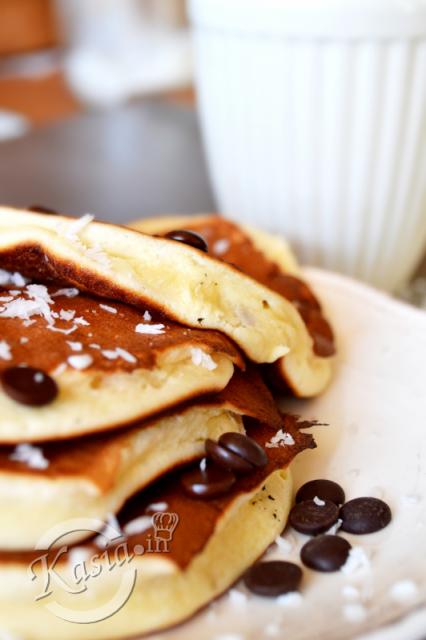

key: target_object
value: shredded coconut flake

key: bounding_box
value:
[313,496,326,506]
[66,341,83,352]
[135,323,165,335]
[59,309,76,321]
[123,516,152,537]
[326,518,343,535]
[52,288,79,298]
[190,347,217,371]
[67,354,93,370]
[0,341,12,361]
[343,603,367,623]
[265,429,295,448]
[9,443,49,470]
[341,547,371,576]
[389,580,418,603]
[146,501,168,512]
[20,337,29,344]
[213,238,230,255]
[200,458,207,472]
[228,589,248,606]
[99,304,117,314]
[115,348,137,364]
[74,316,89,326]
[143,310,152,322]
[0,269,29,287]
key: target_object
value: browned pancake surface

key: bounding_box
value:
[0,417,315,568]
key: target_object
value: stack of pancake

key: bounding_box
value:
[0,207,335,640]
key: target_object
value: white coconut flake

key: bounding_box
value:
[389,580,418,603]
[115,348,137,364]
[274,535,293,554]
[123,516,152,537]
[53,363,66,376]
[343,603,367,623]
[101,350,119,360]
[52,288,79,298]
[213,238,230,255]
[89,343,101,350]
[47,324,77,336]
[228,589,248,606]
[190,347,217,371]
[0,269,29,287]
[341,547,371,576]
[99,303,117,314]
[66,341,83,352]
[0,296,13,302]
[94,513,123,548]
[20,337,29,344]
[0,341,12,361]
[67,354,93,370]
[135,323,165,335]
[143,310,152,322]
[74,316,89,326]
[277,592,303,607]
[342,585,360,601]
[59,309,76,322]
[62,213,94,239]
[313,496,326,506]
[265,429,295,448]
[326,518,343,535]
[9,443,49,470]
[146,501,168,512]
[200,458,207,472]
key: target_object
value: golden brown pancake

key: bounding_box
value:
[0,207,328,371]
[131,214,336,397]
[0,279,243,442]
[0,418,315,640]
[0,368,280,550]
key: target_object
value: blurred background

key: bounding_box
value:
[0,0,213,219]
[0,0,425,304]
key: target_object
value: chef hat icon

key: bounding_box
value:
[152,512,179,542]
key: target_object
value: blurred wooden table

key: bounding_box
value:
[0,99,424,278]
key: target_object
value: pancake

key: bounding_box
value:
[131,215,336,397]
[0,368,280,550]
[0,418,315,640]
[0,278,243,443]
[0,207,327,370]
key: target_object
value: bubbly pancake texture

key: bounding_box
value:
[0,418,315,640]
[0,278,243,442]
[0,206,325,367]
[131,214,336,397]
[0,369,280,549]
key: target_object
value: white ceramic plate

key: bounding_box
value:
[151,268,426,640]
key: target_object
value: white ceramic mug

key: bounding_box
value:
[189,0,426,291]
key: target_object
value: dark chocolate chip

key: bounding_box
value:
[244,560,302,597]
[219,432,268,469]
[205,438,254,474]
[289,499,339,535]
[340,497,392,534]
[1,366,58,407]
[301,535,351,572]
[296,479,345,506]
[28,205,58,215]
[164,229,208,253]
[181,461,235,499]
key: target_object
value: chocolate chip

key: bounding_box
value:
[164,229,208,252]
[289,499,339,535]
[181,461,235,499]
[220,432,268,468]
[244,560,302,597]
[340,497,392,534]
[301,535,351,572]
[296,479,345,506]
[28,205,58,215]
[1,366,58,406]
[205,439,254,474]
[206,432,268,474]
